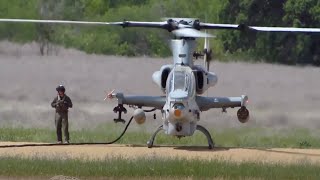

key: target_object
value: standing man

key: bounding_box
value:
[51,85,73,144]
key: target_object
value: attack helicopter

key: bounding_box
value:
[1,17,319,149]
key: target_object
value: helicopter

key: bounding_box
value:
[0,18,319,149]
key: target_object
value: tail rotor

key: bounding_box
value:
[203,31,213,71]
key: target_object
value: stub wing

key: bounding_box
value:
[196,95,248,111]
[112,93,166,109]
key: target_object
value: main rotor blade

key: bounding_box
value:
[3,18,320,34]
[172,28,213,38]
[199,22,320,33]
[0,18,168,28]
[0,18,112,25]
[248,26,320,33]
[199,22,239,30]
[110,21,168,28]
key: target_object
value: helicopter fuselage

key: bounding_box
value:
[152,39,218,137]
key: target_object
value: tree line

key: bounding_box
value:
[0,0,319,66]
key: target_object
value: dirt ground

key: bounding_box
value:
[0,141,320,165]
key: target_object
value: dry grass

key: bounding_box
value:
[0,41,319,131]
[0,156,319,179]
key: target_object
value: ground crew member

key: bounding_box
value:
[51,85,73,144]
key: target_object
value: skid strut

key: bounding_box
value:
[196,125,215,149]
[147,125,163,148]
[147,125,214,149]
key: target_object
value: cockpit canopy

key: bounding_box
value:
[166,67,195,98]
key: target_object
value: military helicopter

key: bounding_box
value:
[1,18,319,149]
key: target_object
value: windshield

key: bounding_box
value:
[173,71,188,91]
[167,69,194,95]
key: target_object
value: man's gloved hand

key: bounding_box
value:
[56,100,63,107]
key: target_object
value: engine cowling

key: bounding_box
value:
[237,107,250,123]
[193,66,218,94]
[152,65,173,92]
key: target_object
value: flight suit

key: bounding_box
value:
[51,95,73,142]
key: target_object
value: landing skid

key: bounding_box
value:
[147,125,215,149]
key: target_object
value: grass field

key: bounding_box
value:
[0,156,319,179]
[1,42,320,179]
[0,124,319,148]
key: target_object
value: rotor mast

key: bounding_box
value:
[171,39,196,67]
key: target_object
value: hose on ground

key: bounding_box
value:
[0,116,134,148]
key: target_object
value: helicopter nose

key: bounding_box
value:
[174,109,182,118]
[171,103,185,119]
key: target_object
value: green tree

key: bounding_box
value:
[219,0,320,66]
